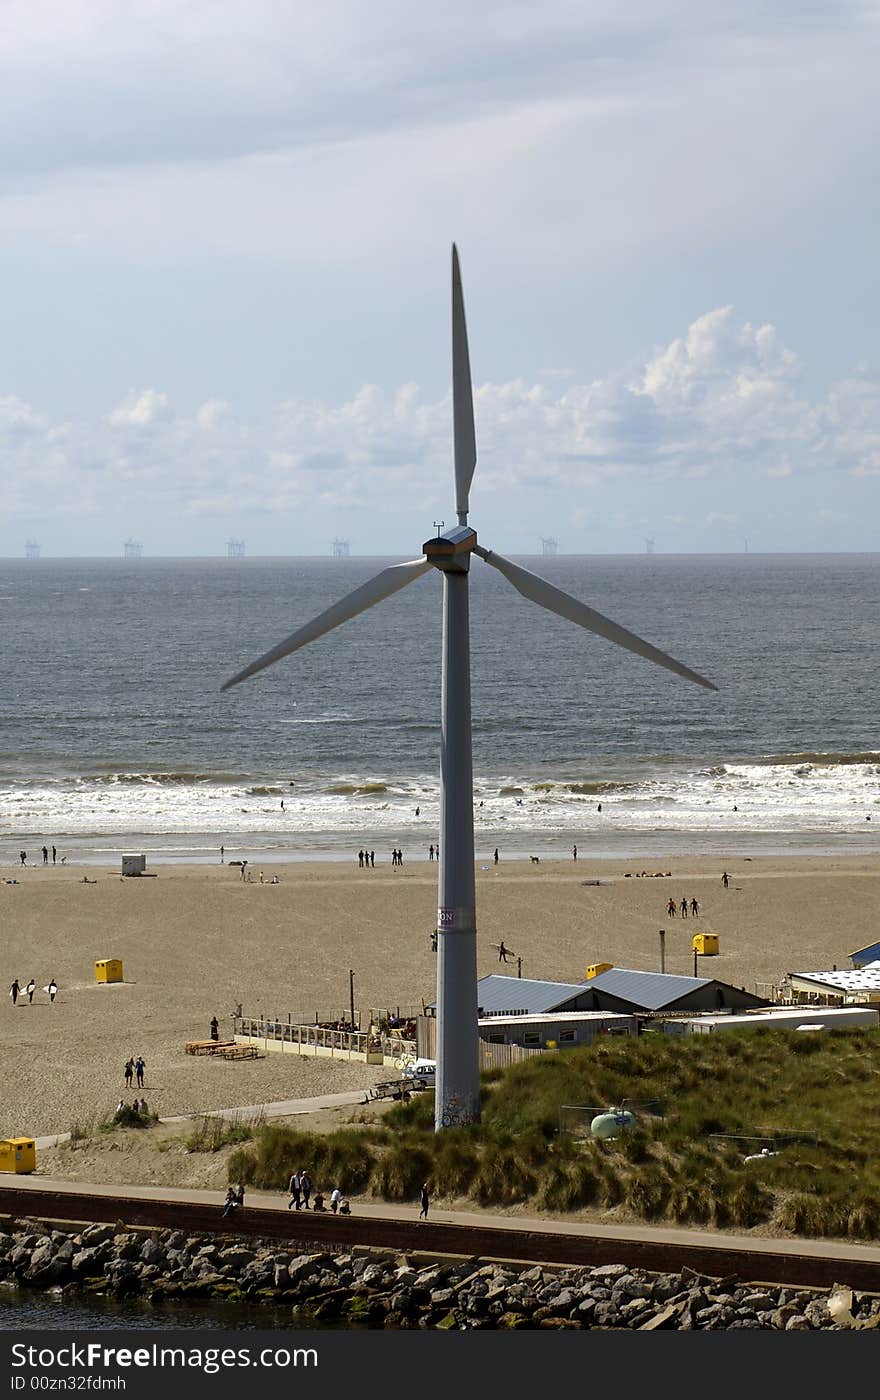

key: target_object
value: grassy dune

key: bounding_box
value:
[228,1028,880,1240]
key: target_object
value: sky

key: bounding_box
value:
[2,0,880,556]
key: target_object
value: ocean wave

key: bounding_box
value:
[752,751,880,768]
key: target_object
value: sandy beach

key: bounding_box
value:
[2,852,879,1140]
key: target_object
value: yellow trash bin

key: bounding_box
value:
[692,933,719,956]
[0,1137,36,1173]
[95,959,124,983]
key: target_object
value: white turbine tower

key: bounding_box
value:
[222,245,717,1130]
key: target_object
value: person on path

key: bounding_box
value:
[680,898,688,918]
[300,1170,312,1210]
[419,1182,430,1219]
[288,1171,301,1210]
[25,979,35,1004]
[47,979,57,1003]
[9,979,20,1006]
[210,1016,219,1041]
[51,846,56,865]
[234,1183,245,1208]
[42,846,48,865]
[222,1187,237,1217]
[124,1058,134,1088]
[667,897,676,918]
[690,897,699,916]
[498,940,508,963]
[330,1186,342,1214]
[135,1056,146,1089]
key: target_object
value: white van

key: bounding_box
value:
[402,1058,436,1088]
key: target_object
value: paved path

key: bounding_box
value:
[8,1171,880,1269]
[34,1088,372,1152]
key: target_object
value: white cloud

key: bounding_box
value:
[3,303,880,551]
[107,389,171,428]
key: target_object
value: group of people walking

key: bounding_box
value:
[287,1170,350,1215]
[123,1055,146,1089]
[9,978,57,1005]
[357,850,375,868]
[666,897,700,918]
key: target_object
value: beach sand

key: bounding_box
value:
[2,853,879,1140]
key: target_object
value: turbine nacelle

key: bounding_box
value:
[423,525,478,573]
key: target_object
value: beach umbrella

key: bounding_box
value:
[222,246,717,1130]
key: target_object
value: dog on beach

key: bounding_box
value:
[530,855,540,865]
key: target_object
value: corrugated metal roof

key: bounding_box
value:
[588,966,711,1010]
[849,942,880,967]
[475,975,589,1016]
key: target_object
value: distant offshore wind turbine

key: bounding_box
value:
[222,246,717,1131]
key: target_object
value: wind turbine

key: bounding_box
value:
[222,245,717,1131]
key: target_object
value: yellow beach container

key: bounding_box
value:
[585,962,613,980]
[0,1137,35,1173]
[95,959,124,984]
[692,933,719,956]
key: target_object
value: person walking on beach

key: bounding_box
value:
[25,979,35,1004]
[370,850,375,867]
[19,851,26,866]
[680,897,688,918]
[429,844,434,861]
[9,979,19,1006]
[358,850,364,868]
[690,897,699,916]
[722,870,729,889]
[41,845,48,865]
[419,1182,430,1219]
[493,848,499,865]
[135,1056,145,1089]
[220,846,224,863]
[51,846,56,865]
[124,1058,134,1089]
[498,940,509,963]
[46,979,57,1003]
[667,897,676,917]
[573,845,577,861]
[288,1171,301,1210]
[210,1016,219,1042]
[300,1169,312,1210]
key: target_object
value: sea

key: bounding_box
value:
[1,553,878,865]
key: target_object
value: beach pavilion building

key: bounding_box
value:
[418,970,765,1058]
[781,962,880,1006]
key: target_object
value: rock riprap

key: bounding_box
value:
[0,1222,876,1330]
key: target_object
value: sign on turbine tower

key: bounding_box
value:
[221,246,717,1131]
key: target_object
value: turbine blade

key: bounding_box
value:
[452,244,477,521]
[475,547,717,691]
[222,557,432,691]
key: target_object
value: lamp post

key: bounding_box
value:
[659,929,666,974]
[349,969,355,1030]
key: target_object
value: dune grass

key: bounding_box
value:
[228,1027,880,1241]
